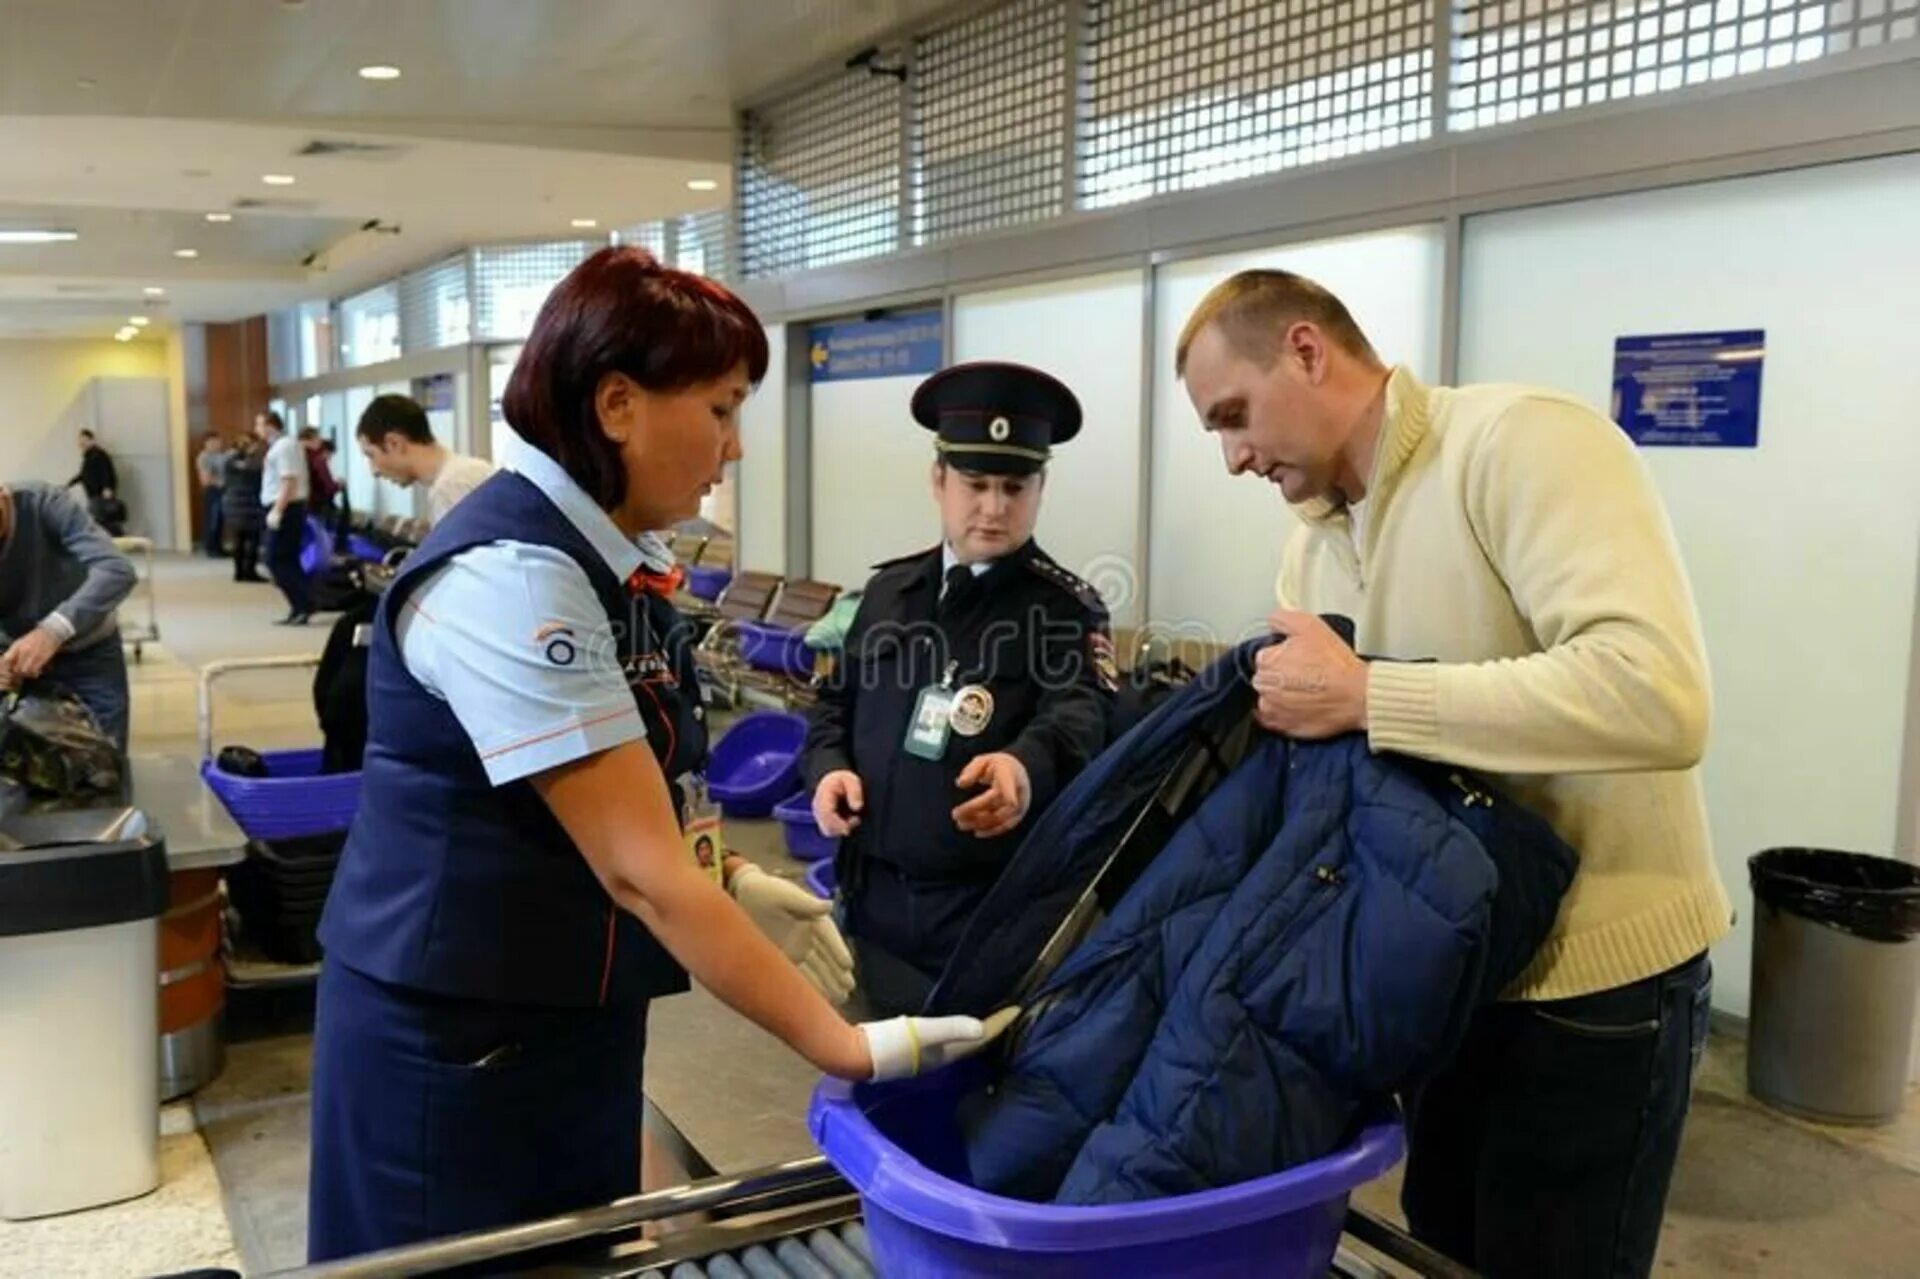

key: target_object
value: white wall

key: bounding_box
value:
[954,271,1148,629]
[1148,225,1447,643]
[1459,152,1920,1016]
[0,338,172,484]
[738,323,787,575]
[810,369,929,589]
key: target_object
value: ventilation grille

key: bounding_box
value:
[296,138,410,160]
[912,0,1067,244]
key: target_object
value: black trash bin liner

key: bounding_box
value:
[1750,848,1920,943]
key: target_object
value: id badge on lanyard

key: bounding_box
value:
[905,662,960,760]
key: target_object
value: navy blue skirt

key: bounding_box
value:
[307,959,648,1263]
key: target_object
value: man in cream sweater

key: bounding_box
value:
[1178,270,1731,1279]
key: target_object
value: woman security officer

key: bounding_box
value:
[803,363,1117,1017]
[306,248,990,1261]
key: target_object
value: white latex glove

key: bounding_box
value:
[859,1007,1021,1082]
[730,864,855,1004]
[266,507,283,531]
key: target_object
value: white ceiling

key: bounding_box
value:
[0,0,971,339]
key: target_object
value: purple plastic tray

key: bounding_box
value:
[706,712,807,818]
[736,620,815,679]
[805,858,836,900]
[201,748,360,841]
[686,564,732,602]
[773,791,837,862]
[810,1066,1403,1278]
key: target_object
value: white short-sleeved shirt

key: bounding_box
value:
[395,437,650,787]
[260,434,311,506]
[426,453,497,525]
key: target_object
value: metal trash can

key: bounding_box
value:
[0,806,168,1219]
[1748,848,1920,1125]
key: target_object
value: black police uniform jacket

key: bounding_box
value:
[801,538,1115,986]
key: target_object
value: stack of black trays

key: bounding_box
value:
[226,831,345,964]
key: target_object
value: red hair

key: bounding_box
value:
[503,246,769,510]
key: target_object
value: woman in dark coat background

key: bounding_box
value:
[223,439,267,583]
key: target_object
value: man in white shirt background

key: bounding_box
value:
[354,394,496,527]
[256,409,314,625]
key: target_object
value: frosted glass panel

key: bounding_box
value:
[1148,225,1446,644]
[738,324,788,576]
[1460,153,1920,1016]
[810,373,929,591]
[954,270,1147,629]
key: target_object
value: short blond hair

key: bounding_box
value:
[1175,269,1379,377]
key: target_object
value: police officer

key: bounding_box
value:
[804,361,1117,1018]
[306,248,991,1262]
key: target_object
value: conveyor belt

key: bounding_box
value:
[637,1221,876,1279]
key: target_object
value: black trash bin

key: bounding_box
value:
[1748,848,1920,1125]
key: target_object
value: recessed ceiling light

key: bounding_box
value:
[570,218,599,229]
[261,173,296,186]
[0,229,79,244]
[115,329,136,342]
[129,315,151,327]
[205,211,234,223]
[686,179,719,192]
[144,286,166,296]
[174,248,199,259]
[358,64,401,81]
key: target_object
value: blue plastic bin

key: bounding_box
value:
[706,712,807,818]
[201,748,362,841]
[810,1065,1403,1278]
[686,564,732,602]
[298,517,334,577]
[805,859,836,901]
[346,533,386,564]
[736,620,816,678]
[774,791,837,863]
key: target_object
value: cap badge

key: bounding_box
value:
[988,415,1011,442]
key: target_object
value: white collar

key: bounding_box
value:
[499,434,643,582]
[941,543,994,579]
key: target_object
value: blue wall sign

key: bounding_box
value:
[1611,330,1765,448]
[809,310,944,383]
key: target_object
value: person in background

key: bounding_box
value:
[301,428,341,531]
[0,482,137,749]
[802,362,1117,1017]
[1176,269,1728,1279]
[223,437,267,583]
[319,440,351,536]
[196,433,231,558]
[69,428,118,507]
[256,410,313,625]
[354,394,496,526]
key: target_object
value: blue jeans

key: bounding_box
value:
[201,486,225,555]
[1403,951,1713,1279]
[43,635,130,752]
[265,502,312,616]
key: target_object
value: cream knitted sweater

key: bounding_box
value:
[1278,367,1732,1000]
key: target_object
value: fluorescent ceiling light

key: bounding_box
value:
[358,64,401,81]
[144,286,166,296]
[0,229,79,244]
[115,329,136,342]
[686,179,719,192]
[261,173,296,186]
[174,248,199,259]
[129,316,151,327]
[205,212,234,223]
[570,218,599,229]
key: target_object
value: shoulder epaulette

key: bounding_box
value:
[870,544,940,573]
[1024,554,1109,616]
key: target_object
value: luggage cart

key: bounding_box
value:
[259,1155,1475,1277]
[111,536,159,662]
[196,654,356,987]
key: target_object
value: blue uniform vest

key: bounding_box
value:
[318,471,694,1008]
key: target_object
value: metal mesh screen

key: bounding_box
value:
[1450,0,1917,131]
[616,221,669,257]
[471,241,594,343]
[738,68,903,277]
[397,255,470,353]
[673,209,734,280]
[266,308,300,385]
[337,282,401,368]
[1078,0,1435,210]
[912,0,1067,244]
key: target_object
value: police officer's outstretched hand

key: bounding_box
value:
[813,770,865,838]
[860,1007,1020,1082]
[952,752,1031,839]
[729,864,856,1003]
